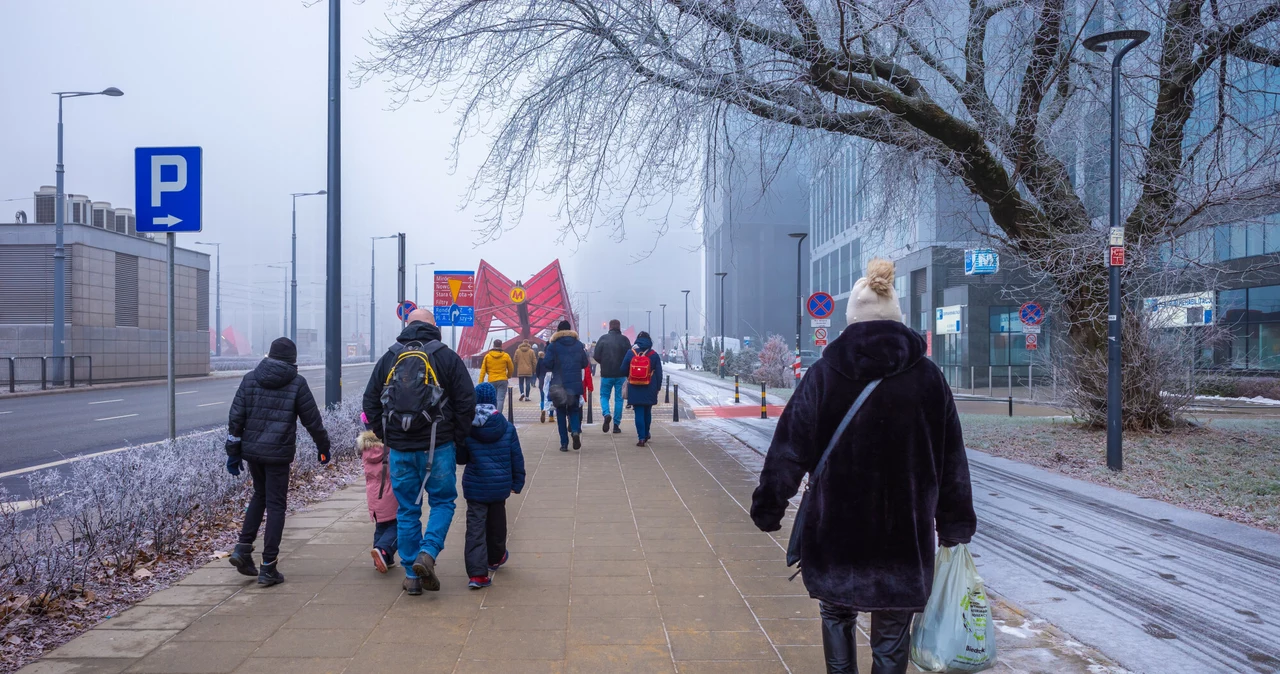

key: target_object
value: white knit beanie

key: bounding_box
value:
[846,258,904,324]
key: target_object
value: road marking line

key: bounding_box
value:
[0,411,13,415]
[88,399,125,405]
[175,391,196,395]
[95,414,139,422]
[196,401,224,407]
[0,429,220,479]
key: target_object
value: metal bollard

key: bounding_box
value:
[1008,365,1013,399]
[507,386,515,427]
[586,389,594,424]
[41,357,48,391]
[672,385,680,422]
[7,357,14,393]
[734,374,740,404]
[70,357,76,389]
[970,366,975,395]
[665,375,670,404]
[761,383,768,419]
[988,365,993,398]
[1008,396,1014,417]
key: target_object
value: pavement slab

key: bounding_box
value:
[20,395,1125,674]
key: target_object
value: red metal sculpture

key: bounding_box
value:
[456,259,576,357]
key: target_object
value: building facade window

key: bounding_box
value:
[989,306,1050,366]
[1220,285,1280,370]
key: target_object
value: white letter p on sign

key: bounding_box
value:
[150,155,187,207]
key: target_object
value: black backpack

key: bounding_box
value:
[380,340,448,438]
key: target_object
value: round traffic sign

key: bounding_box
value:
[510,286,527,304]
[396,300,418,321]
[1019,302,1045,326]
[807,292,835,319]
[814,327,828,341]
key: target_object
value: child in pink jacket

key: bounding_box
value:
[359,413,399,573]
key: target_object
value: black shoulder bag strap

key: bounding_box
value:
[786,378,883,574]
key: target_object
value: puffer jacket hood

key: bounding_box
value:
[634,334,654,352]
[551,329,580,345]
[254,357,298,390]
[471,411,508,444]
[397,321,443,345]
[822,320,925,381]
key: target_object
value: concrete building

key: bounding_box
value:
[0,220,210,383]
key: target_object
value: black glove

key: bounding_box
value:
[317,445,331,465]
[454,439,470,465]
[226,456,244,477]
[225,434,242,456]
[750,504,784,533]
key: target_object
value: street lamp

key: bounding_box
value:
[51,87,123,383]
[789,232,809,382]
[1084,28,1149,472]
[193,242,221,356]
[681,290,691,370]
[290,190,326,344]
[370,235,398,362]
[646,310,652,336]
[414,262,435,304]
[715,272,728,378]
[659,304,667,355]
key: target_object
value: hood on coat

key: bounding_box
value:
[550,330,580,345]
[470,411,509,444]
[473,403,498,426]
[823,320,926,381]
[397,321,444,345]
[517,343,532,353]
[634,334,653,351]
[357,430,386,463]
[254,357,298,390]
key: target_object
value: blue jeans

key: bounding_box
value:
[633,404,653,440]
[600,377,626,422]
[389,443,457,577]
[373,519,398,557]
[555,403,582,447]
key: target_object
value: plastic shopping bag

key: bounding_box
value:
[910,544,996,672]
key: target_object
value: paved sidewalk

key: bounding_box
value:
[22,398,1122,673]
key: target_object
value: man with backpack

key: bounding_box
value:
[363,309,476,596]
[592,319,631,435]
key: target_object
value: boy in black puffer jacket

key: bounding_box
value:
[463,383,526,589]
[225,337,331,586]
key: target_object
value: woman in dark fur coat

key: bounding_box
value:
[751,258,977,674]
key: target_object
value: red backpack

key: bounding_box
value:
[628,348,653,385]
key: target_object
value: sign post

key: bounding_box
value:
[434,270,476,351]
[805,292,833,379]
[136,147,203,441]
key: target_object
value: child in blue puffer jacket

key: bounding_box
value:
[464,382,526,589]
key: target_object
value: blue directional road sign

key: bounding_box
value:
[964,248,999,275]
[135,147,202,233]
[807,292,835,319]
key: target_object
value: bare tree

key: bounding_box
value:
[359,0,1280,427]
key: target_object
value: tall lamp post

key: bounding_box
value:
[659,304,667,355]
[324,0,342,407]
[788,232,808,352]
[193,241,221,356]
[1084,28,1149,472]
[370,235,397,362]
[681,290,691,369]
[715,272,728,378]
[51,87,123,383]
[290,190,326,344]
[414,262,435,303]
[646,310,652,336]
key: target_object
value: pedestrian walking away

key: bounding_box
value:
[750,259,977,674]
[544,320,588,452]
[593,319,631,434]
[225,337,331,587]
[479,339,515,416]
[514,340,538,401]
[363,309,476,596]
[536,349,553,424]
[358,413,398,574]
[622,331,663,447]
[463,383,526,588]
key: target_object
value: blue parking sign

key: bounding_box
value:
[135,147,202,232]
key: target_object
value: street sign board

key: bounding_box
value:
[1144,292,1213,327]
[1024,324,1041,334]
[510,285,527,304]
[135,146,202,232]
[396,300,418,321]
[810,318,831,328]
[433,270,476,327]
[1019,302,1045,326]
[814,327,828,341]
[1109,227,1125,246]
[935,305,962,335]
[807,292,835,319]
[1025,333,1039,350]
[1110,246,1126,266]
[964,249,999,275]
[815,339,828,347]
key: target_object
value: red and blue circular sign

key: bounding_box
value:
[396,300,418,321]
[1019,301,1044,326]
[807,292,835,319]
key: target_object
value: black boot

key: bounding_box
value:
[257,560,285,587]
[868,611,912,674]
[229,543,258,577]
[820,602,857,674]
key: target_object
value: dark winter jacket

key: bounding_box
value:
[227,357,330,465]
[463,408,527,502]
[362,321,476,453]
[593,329,632,378]
[621,335,664,406]
[535,352,549,387]
[750,320,976,612]
[543,330,589,399]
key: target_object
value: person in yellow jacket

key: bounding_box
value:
[479,339,516,415]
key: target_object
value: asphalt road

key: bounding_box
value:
[0,363,375,494]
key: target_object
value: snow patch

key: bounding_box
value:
[1194,394,1280,405]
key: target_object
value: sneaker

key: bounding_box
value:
[488,551,509,571]
[560,445,569,452]
[371,548,389,574]
[602,414,612,433]
[572,433,581,450]
[411,552,441,592]
[257,561,285,587]
[612,427,623,434]
[403,576,423,595]
[540,410,547,424]
[637,439,647,447]
[468,575,492,589]
[228,543,258,577]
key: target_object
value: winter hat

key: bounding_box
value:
[269,337,297,364]
[846,258,903,324]
[557,320,571,331]
[475,382,497,406]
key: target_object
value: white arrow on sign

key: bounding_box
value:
[152,214,183,228]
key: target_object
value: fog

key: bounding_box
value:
[0,1,704,355]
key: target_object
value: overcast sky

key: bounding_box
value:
[0,1,705,350]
